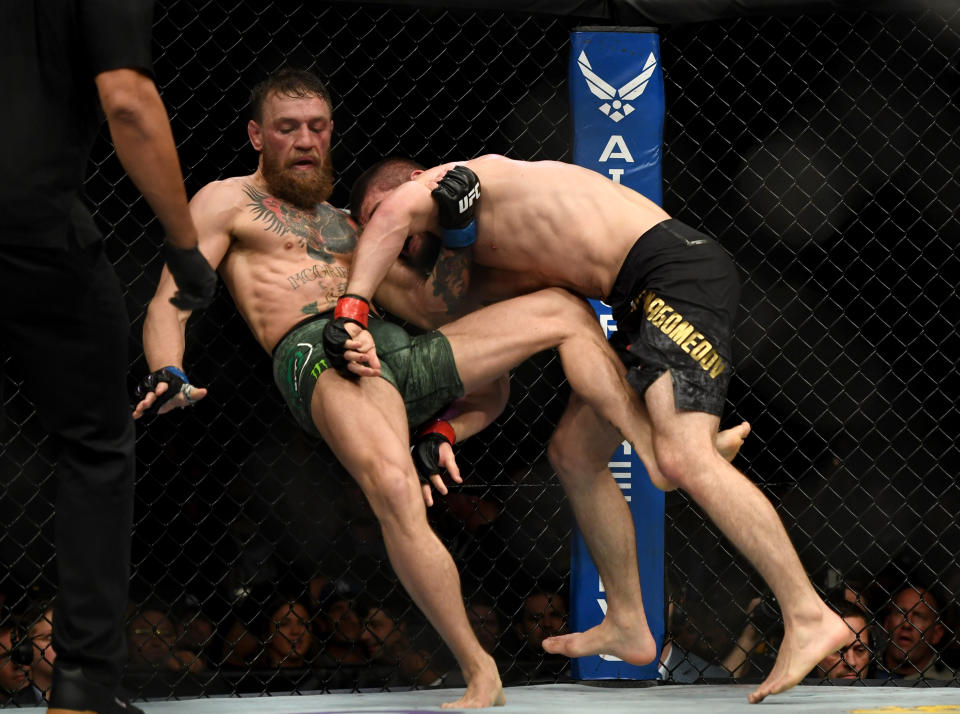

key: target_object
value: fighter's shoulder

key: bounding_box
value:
[432,154,502,173]
[190,176,255,213]
[328,203,358,231]
[465,153,506,165]
[465,154,510,167]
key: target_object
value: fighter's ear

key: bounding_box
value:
[410,169,424,179]
[248,120,263,151]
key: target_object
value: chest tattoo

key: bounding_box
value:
[244,184,356,262]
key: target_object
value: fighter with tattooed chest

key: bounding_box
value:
[339,155,854,704]
[133,68,747,708]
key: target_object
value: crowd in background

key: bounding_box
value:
[661,571,959,684]
[1,441,957,702]
[0,575,571,704]
[2,544,958,705]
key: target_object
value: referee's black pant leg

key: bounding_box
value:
[0,239,135,708]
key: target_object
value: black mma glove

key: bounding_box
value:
[135,366,191,415]
[163,243,218,310]
[412,418,456,482]
[321,294,370,371]
[432,165,480,248]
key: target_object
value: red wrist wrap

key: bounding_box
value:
[334,294,370,327]
[418,418,455,445]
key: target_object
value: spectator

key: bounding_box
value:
[127,603,202,673]
[0,620,31,705]
[219,584,278,669]
[879,585,954,680]
[811,600,873,680]
[826,578,872,614]
[513,590,568,656]
[313,585,365,666]
[361,601,446,687]
[308,576,331,614]
[220,612,259,669]
[465,597,503,657]
[252,599,315,669]
[662,571,780,682]
[659,587,735,682]
[24,604,56,703]
[171,598,216,672]
[123,602,228,699]
[501,588,570,684]
[220,617,258,669]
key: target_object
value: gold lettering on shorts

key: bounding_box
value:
[680,332,702,353]
[637,289,727,379]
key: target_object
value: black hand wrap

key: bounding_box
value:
[411,419,456,482]
[163,243,218,310]
[432,166,480,231]
[135,366,189,415]
[321,295,370,372]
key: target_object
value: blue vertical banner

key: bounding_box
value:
[568,26,665,681]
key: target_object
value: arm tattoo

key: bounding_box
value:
[432,249,471,315]
[243,184,357,263]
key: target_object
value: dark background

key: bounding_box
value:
[1,0,957,692]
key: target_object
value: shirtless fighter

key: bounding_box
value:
[131,69,742,708]
[337,155,852,704]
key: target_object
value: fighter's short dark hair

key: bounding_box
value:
[249,67,332,123]
[349,157,424,222]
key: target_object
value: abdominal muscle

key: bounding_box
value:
[220,248,348,354]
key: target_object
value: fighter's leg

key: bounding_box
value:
[540,394,749,662]
[439,288,749,484]
[439,288,652,449]
[540,393,657,665]
[311,371,503,708]
[643,372,850,703]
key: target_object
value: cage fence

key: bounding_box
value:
[0,0,958,701]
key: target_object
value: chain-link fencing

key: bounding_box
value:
[1,0,958,701]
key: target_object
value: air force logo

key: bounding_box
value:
[577,50,658,123]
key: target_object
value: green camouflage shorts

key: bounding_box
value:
[271,312,465,438]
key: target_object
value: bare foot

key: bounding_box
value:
[717,421,751,462]
[441,658,505,709]
[542,617,657,666]
[748,604,852,704]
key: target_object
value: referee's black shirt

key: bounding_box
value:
[0,0,155,248]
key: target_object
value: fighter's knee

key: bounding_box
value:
[653,437,719,492]
[647,469,679,492]
[533,288,595,327]
[363,463,422,522]
[546,422,592,475]
[488,374,510,414]
[546,434,574,477]
[651,441,695,490]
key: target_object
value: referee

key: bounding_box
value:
[0,2,216,712]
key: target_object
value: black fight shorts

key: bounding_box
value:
[605,219,741,416]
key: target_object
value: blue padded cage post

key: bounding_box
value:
[568,26,665,680]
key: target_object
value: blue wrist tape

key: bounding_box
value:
[163,366,190,384]
[442,220,477,249]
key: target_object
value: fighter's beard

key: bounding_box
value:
[261,149,334,209]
